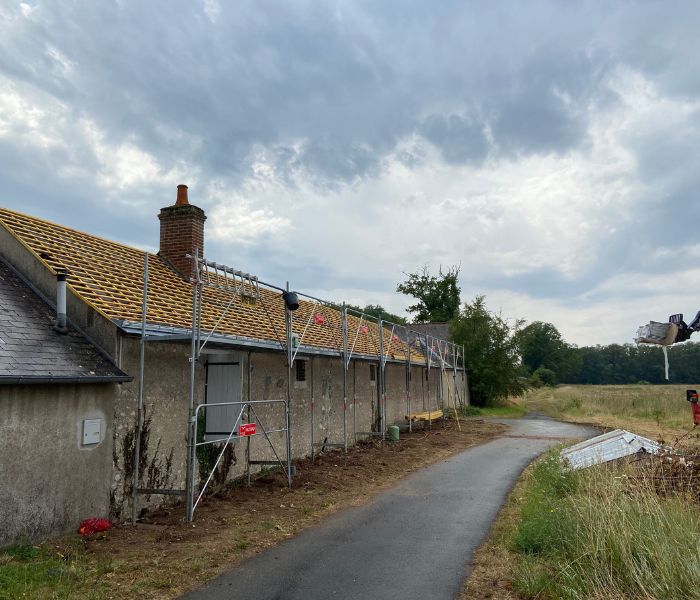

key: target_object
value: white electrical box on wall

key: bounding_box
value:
[82,419,102,445]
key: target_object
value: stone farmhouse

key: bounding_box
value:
[0,186,467,545]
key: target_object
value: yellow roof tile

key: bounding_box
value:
[0,207,426,363]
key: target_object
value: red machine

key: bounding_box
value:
[687,390,700,426]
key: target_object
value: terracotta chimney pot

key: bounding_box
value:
[176,184,189,206]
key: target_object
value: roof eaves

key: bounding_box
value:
[0,375,133,385]
[115,319,425,364]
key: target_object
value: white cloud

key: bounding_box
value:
[207,180,292,245]
[0,81,68,149]
[202,0,221,24]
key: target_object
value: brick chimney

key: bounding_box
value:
[158,185,206,278]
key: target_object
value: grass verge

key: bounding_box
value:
[463,449,700,600]
[0,540,110,600]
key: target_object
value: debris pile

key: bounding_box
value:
[560,429,661,470]
[561,430,700,503]
[647,449,700,503]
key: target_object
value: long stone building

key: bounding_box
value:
[0,186,467,543]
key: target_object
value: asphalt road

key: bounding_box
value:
[181,416,594,600]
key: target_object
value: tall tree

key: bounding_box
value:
[516,321,567,376]
[450,295,526,406]
[396,265,461,323]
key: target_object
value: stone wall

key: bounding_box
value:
[0,332,469,543]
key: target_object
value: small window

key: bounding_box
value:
[369,364,377,382]
[295,360,306,382]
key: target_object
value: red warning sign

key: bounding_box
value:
[239,423,256,436]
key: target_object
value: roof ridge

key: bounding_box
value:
[0,206,157,257]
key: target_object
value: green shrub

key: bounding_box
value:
[531,366,557,387]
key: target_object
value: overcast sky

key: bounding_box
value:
[1,1,699,345]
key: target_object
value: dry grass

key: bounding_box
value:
[524,384,700,447]
[511,454,700,599]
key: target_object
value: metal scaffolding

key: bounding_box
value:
[184,252,295,521]
[131,250,469,523]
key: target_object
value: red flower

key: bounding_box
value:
[313,313,326,325]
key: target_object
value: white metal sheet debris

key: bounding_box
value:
[560,429,661,470]
[635,321,677,345]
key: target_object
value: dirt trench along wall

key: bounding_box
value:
[0,384,115,547]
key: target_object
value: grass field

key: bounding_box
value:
[524,384,700,445]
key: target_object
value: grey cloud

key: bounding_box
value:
[0,140,158,245]
[487,45,615,155]
[289,140,384,189]
[2,1,700,344]
[474,266,601,305]
[419,113,489,164]
[0,1,623,184]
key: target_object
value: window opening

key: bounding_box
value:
[295,359,307,382]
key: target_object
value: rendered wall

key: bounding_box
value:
[0,384,115,547]
[112,336,203,520]
[113,339,469,520]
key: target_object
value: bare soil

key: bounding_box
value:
[54,419,505,599]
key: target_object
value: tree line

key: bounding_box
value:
[393,266,700,406]
[517,323,700,386]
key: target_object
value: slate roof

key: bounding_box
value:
[0,208,427,362]
[0,257,131,384]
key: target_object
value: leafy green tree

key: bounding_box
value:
[558,342,700,384]
[397,265,461,323]
[558,344,583,382]
[450,295,525,406]
[516,321,566,375]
